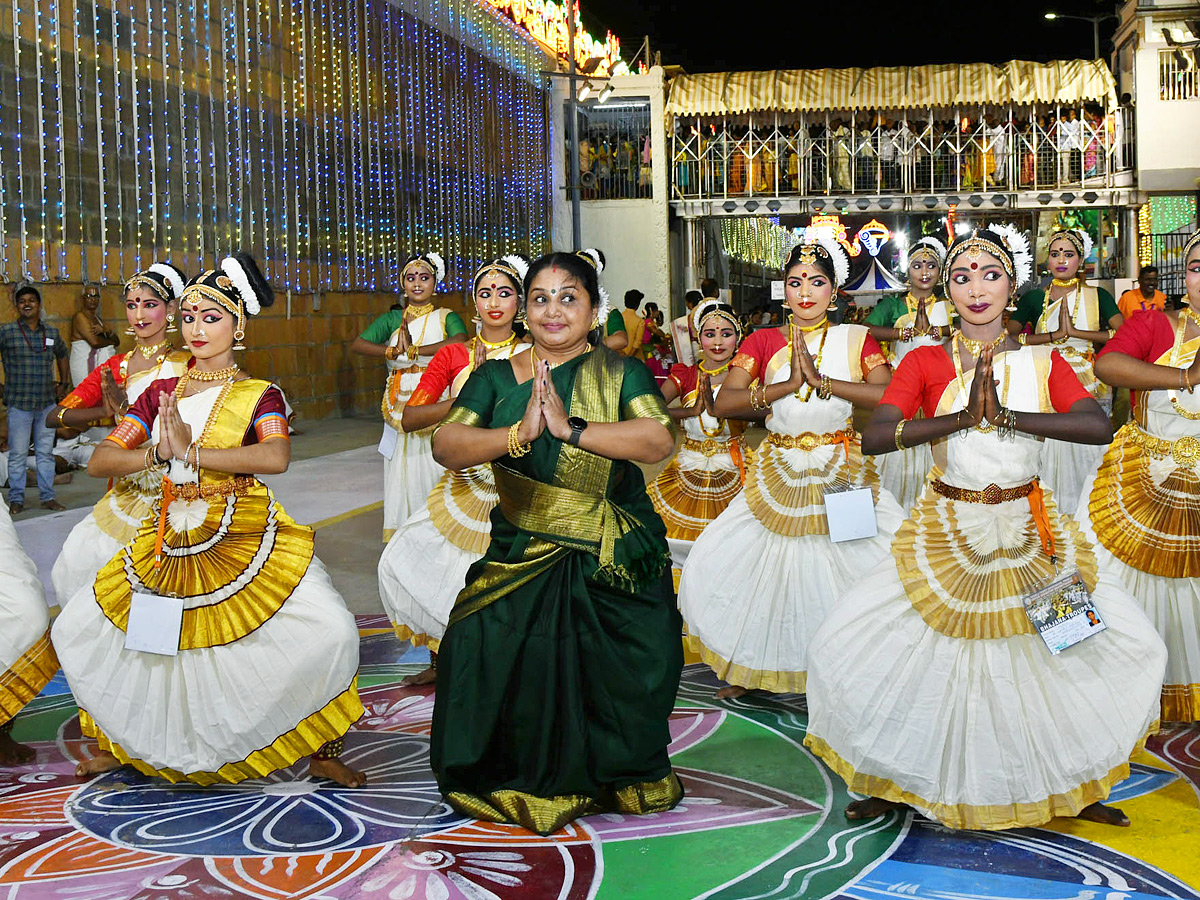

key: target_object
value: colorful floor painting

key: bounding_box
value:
[3,616,1198,899]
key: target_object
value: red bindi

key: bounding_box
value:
[970,262,979,270]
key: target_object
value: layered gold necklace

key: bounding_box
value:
[136,339,170,360]
[953,330,1007,357]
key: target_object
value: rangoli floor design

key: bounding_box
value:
[2,616,1197,899]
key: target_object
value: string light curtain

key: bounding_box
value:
[0,0,552,293]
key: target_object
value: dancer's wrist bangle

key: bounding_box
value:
[894,419,908,452]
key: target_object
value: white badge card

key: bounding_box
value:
[124,592,185,656]
[377,424,399,460]
[824,485,878,543]
[45,337,56,347]
[1023,568,1105,655]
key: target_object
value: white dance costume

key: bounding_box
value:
[0,504,57,728]
[379,338,519,650]
[678,323,904,693]
[805,344,1165,830]
[1079,310,1200,722]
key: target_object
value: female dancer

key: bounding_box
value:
[429,249,682,835]
[1081,229,1200,722]
[678,239,901,700]
[378,256,527,686]
[805,226,1165,830]
[648,298,748,580]
[48,264,190,605]
[69,284,120,386]
[1006,227,1122,514]
[53,254,365,788]
[351,252,468,541]
[0,502,57,765]
[866,236,955,509]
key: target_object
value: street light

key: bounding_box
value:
[597,82,614,103]
[577,80,595,101]
[1043,11,1119,60]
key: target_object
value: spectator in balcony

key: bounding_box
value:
[988,114,1009,187]
[1118,266,1167,318]
[1061,109,1083,182]
[809,120,828,193]
[879,118,897,191]
[895,119,916,192]
[831,119,852,192]
[855,122,875,191]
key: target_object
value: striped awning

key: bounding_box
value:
[665,59,1117,116]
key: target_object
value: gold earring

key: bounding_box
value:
[125,325,136,336]
[233,329,246,351]
[166,313,178,333]
[1005,291,1018,313]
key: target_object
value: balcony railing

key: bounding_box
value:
[669,107,1134,202]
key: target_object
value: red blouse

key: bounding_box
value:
[60,353,129,409]
[106,377,288,449]
[667,363,698,397]
[408,342,473,408]
[1097,310,1176,366]
[731,326,887,382]
[881,345,1091,419]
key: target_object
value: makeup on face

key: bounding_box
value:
[784,264,833,320]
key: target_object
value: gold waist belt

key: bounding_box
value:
[1126,424,1200,467]
[682,435,740,456]
[930,478,1036,504]
[169,475,256,502]
[766,427,856,452]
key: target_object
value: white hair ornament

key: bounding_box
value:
[220,257,261,317]
[990,224,1033,289]
[148,263,186,300]
[813,237,850,288]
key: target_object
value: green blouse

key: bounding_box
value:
[1010,286,1119,329]
[359,307,467,343]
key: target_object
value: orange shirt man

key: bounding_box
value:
[1118,266,1167,319]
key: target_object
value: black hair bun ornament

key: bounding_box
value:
[222,252,275,315]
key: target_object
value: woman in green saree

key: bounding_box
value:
[430,250,684,835]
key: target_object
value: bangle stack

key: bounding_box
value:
[748,383,768,412]
[1106,328,1117,340]
[894,419,908,451]
[817,374,833,401]
[507,422,531,457]
[144,444,167,472]
[1016,332,1028,346]
[979,407,1019,441]
[184,441,201,472]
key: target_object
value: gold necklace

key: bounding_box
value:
[405,301,435,319]
[791,319,829,401]
[478,332,516,351]
[1168,312,1200,419]
[788,313,828,333]
[186,364,240,383]
[530,343,590,374]
[136,339,170,360]
[953,330,1007,357]
[951,336,1011,430]
[1051,277,1079,289]
[698,358,730,376]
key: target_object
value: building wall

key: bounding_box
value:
[1126,4,1200,191]
[1,285,472,421]
[551,68,671,317]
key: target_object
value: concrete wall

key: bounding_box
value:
[551,68,672,318]
[0,283,471,422]
[1126,5,1200,191]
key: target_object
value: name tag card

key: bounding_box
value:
[377,424,399,460]
[45,337,55,347]
[824,484,878,543]
[1023,568,1105,655]
[124,592,184,656]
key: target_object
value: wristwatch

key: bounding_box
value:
[567,416,588,446]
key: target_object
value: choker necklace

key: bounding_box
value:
[1181,307,1200,327]
[406,301,435,318]
[478,332,516,351]
[698,359,730,376]
[788,314,828,333]
[1051,277,1079,289]
[136,340,170,360]
[954,330,1007,356]
[188,364,240,382]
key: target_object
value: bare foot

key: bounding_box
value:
[845,797,906,820]
[715,685,749,700]
[0,731,36,766]
[400,666,436,687]
[1076,801,1129,827]
[75,752,122,778]
[309,756,366,788]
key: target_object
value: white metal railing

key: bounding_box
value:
[670,106,1135,201]
[1159,48,1199,101]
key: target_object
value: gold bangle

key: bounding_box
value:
[894,419,908,452]
[818,373,833,401]
[507,421,531,457]
[1106,328,1116,340]
[55,407,68,428]
[1017,332,1028,346]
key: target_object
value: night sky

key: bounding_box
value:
[583,0,1120,73]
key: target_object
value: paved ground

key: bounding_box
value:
[5,414,1199,898]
